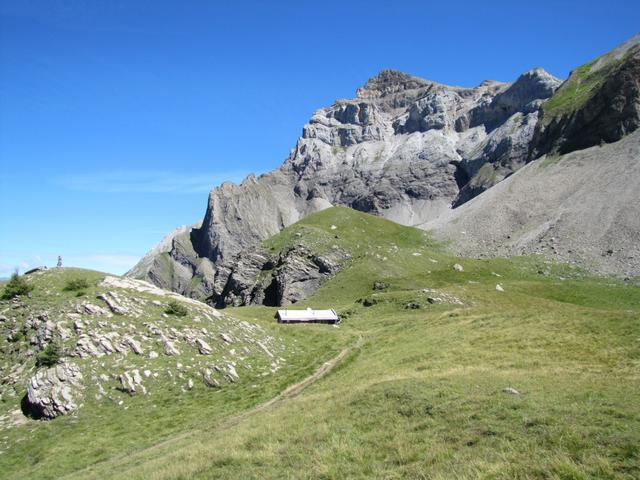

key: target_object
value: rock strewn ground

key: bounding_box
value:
[0,271,286,423]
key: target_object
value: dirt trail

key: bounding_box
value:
[226,333,362,426]
[64,334,363,479]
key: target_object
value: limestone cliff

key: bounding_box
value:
[128,68,560,301]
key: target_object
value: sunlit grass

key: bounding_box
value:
[2,208,639,479]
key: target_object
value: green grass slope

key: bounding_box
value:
[47,207,640,480]
[3,207,640,479]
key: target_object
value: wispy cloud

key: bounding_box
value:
[54,170,249,194]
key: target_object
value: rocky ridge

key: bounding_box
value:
[212,230,352,307]
[129,67,562,301]
[530,34,640,157]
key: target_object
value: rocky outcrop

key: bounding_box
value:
[127,224,216,300]
[468,68,561,130]
[119,370,145,395]
[129,65,562,303]
[97,292,129,315]
[81,303,109,316]
[530,35,640,157]
[212,244,351,307]
[23,363,83,419]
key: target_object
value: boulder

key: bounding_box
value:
[124,336,144,355]
[83,303,108,316]
[372,282,389,290]
[163,340,180,356]
[23,363,83,419]
[196,338,212,355]
[98,337,116,354]
[202,369,220,388]
[119,369,146,395]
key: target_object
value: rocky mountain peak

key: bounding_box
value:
[356,69,435,99]
[471,68,561,125]
[128,34,640,305]
[512,68,561,96]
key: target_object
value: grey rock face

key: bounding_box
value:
[270,246,351,306]
[129,67,560,303]
[24,363,83,419]
[212,244,350,307]
[469,68,561,130]
[454,109,541,205]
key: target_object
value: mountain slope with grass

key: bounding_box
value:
[3,208,639,479]
[530,33,640,157]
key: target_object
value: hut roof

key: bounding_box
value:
[276,308,339,322]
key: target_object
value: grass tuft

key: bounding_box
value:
[63,277,90,292]
[164,300,188,316]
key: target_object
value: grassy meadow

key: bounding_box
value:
[1,208,639,479]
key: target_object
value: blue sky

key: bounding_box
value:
[1,0,639,277]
